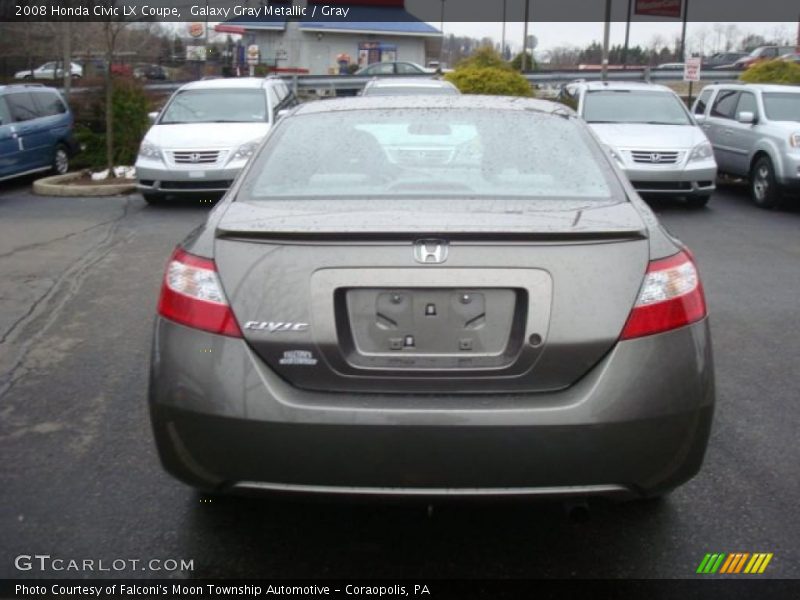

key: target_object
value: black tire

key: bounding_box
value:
[52,144,69,175]
[686,194,711,209]
[142,192,167,205]
[750,156,781,209]
[22,74,32,80]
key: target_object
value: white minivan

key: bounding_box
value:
[135,77,297,204]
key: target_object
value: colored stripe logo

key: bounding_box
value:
[696,553,773,574]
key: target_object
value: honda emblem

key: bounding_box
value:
[413,240,449,264]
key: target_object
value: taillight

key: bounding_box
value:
[157,248,242,337]
[620,250,707,340]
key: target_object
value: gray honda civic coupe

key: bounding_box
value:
[149,96,714,500]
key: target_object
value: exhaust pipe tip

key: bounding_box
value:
[563,499,591,523]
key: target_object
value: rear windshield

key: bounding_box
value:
[583,90,692,125]
[241,108,616,201]
[762,92,800,122]
[159,89,267,124]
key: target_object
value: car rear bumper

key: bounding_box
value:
[149,317,715,499]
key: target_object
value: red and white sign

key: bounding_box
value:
[683,57,701,82]
[187,22,205,38]
[635,0,682,18]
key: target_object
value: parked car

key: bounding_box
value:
[361,78,459,96]
[703,52,747,69]
[135,77,298,204]
[149,95,715,501]
[692,83,800,208]
[14,61,83,80]
[572,82,717,207]
[778,52,800,64]
[0,84,78,182]
[534,83,561,99]
[355,62,435,76]
[653,62,684,71]
[729,46,798,70]
[133,63,168,80]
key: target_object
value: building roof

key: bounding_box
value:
[215,6,440,37]
[299,8,440,36]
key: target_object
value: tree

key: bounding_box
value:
[510,51,536,72]
[740,34,767,52]
[102,20,130,172]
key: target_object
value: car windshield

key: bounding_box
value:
[241,108,615,201]
[762,92,800,122]
[583,90,691,125]
[159,89,267,124]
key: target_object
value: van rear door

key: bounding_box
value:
[0,97,22,179]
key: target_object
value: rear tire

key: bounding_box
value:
[142,192,167,205]
[750,156,781,209]
[686,194,711,209]
[52,144,69,175]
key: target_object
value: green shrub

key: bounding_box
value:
[72,79,149,170]
[739,59,800,85]
[510,51,537,72]
[445,66,532,97]
[457,46,510,70]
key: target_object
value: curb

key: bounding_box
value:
[33,171,136,197]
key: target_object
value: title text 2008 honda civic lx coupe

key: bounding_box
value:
[149,96,714,501]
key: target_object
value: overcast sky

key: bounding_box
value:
[438,21,797,56]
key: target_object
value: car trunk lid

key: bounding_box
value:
[214,199,650,394]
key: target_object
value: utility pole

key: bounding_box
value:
[521,0,530,72]
[62,21,72,98]
[601,0,611,81]
[622,0,632,69]
[679,0,690,61]
[501,0,507,60]
[440,0,446,63]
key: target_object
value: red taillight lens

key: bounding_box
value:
[157,248,242,337]
[620,250,707,340]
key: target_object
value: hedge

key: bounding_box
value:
[739,59,800,85]
[445,66,533,97]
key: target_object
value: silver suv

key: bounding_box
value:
[570,82,717,208]
[693,83,800,208]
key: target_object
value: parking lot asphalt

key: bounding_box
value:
[0,181,798,580]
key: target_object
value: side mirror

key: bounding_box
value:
[147,111,159,124]
[737,111,755,124]
[276,108,291,120]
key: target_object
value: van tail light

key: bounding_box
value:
[157,248,242,338]
[620,250,707,340]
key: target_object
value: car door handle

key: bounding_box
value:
[723,128,734,135]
